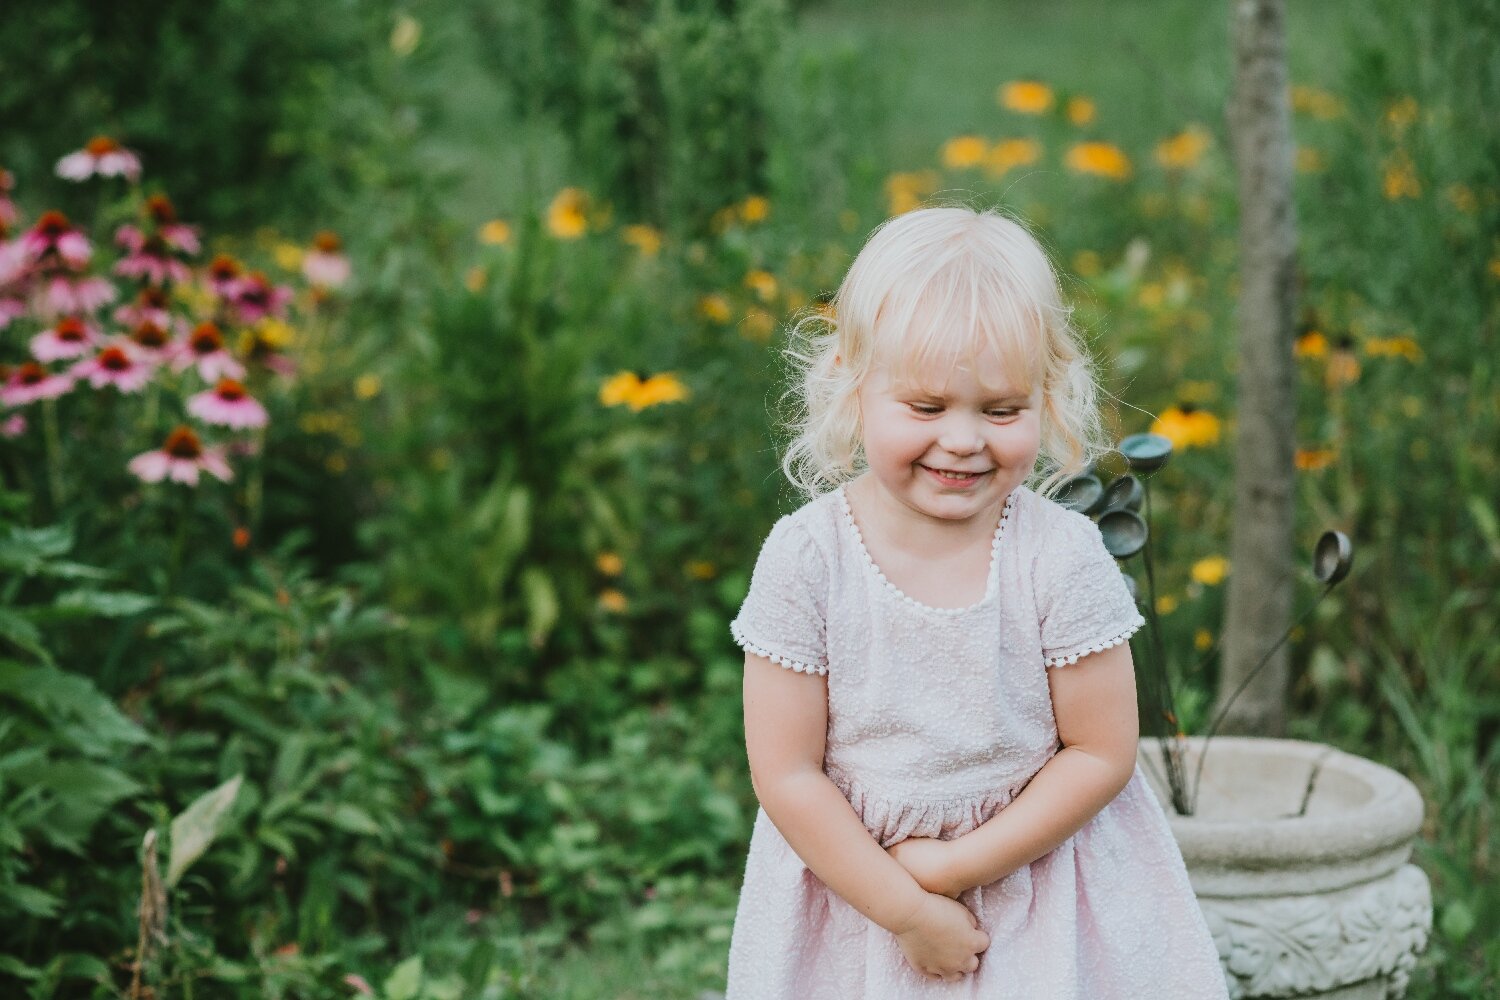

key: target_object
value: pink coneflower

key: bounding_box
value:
[0,361,75,406]
[1,412,24,438]
[206,254,243,297]
[228,270,293,324]
[21,211,91,269]
[145,195,200,254]
[127,425,233,485]
[69,342,154,392]
[114,226,192,286]
[39,273,117,316]
[113,285,173,328]
[187,376,268,428]
[302,231,350,289]
[0,297,25,330]
[30,316,101,361]
[170,321,245,382]
[127,319,176,361]
[56,136,142,183]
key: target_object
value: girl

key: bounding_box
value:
[725,206,1229,998]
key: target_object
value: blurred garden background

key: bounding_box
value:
[0,0,1495,996]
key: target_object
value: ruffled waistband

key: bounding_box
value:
[824,763,1042,847]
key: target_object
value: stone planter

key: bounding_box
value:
[1138,736,1433,999]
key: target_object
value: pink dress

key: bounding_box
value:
[725,483,1229,999]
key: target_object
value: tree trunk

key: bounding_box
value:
[1218,0,1298,735]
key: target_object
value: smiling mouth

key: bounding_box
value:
[921,465,989,482]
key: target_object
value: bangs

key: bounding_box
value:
[868,247,1046,397]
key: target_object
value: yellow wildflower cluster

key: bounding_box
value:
[1150,405,1221,449]
[1384,96,1419,135]
[595,551,624,576]
[1065,142,1131,180]
[743,269,778,303]
[1363,336,1422,361]
[998,80,1053,115]
[355,373,382,399]
[697,293,732,324]
[598,371,689,411]
[547,187,590,239]
[1155,126,1211,171]
[1382,151,1421,200]
[1294,330,1328,358]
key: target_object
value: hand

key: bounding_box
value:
[890,892,990,983]
[887,836,963,899]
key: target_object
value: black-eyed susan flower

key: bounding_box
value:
[621,224,662,257]
[1150,403,1221,449]
[1065,141,1132,180]
[1382,151,1420,200]
[478,219,512,245]
[596,551,624,576]
[1194,628,1213,652]
[1066,96,1095,126]
[739,195,770,223]
[998,80,1053,114]
[1325,336,1360,388]
[1295,447,1337,471]
[743,269,777,303]
[1294,330,1328,358]
[597,588,628,613]
[697,293,731,324]
[1363,336,1422,361]
[884,170,939,216]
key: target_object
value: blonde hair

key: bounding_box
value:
[777,203,1110,501]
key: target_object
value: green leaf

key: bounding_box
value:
[0,609,53,666]
[520,566,559,647]
[1,883,62,917]
[167,774,244,888]
[329,803,382,837]
[50,590,155,618]
[1439,898,1475,942]
[383,955,424,1000]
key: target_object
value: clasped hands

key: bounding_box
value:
[886,835,971,899]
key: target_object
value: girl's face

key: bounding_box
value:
[856,341,1042,527]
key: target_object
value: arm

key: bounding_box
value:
[743,650,931,934]
[941,641,1140,894]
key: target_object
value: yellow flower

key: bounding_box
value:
[1382,151,1420,200]
[1289,85,1343,120]
[1191,556,1229,587]
[598,588,629,613]
[1295,447,1337,471]
[273,242,304,272]
[983,138,1041,178]
[546,187,589,239]
[1364,336,1422,361]
[1155,126,1211,171]
[739,195,770,223]
[1490,258,1500,280]
[998,80,1053,114]
[884,170,938,216]
[1156,594,1179,615]
[744,269,777,303]
[1072,250,1101,277]
[598,371,689,411]
[697,293,732,324]
[1445,184,1477,214]
[1296,147,1326,173]
[257,318,295,350]
[941,135,988,169]
[621,224,662,257]
[1294,331,1328,358]
[1384,95,1419,133]
[1066,96,1095,126]
[1150,404,1221,449]
[325,453,348,474]
[464,265,487,293]
[596,551,624,576]
[685,560,717,580]
[741,307,776,343]
[1194,628,1214,652]
[478,219,512,245]
[355,373,382,400]
[1065,141,1132,180]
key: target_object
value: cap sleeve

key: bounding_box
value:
[729,516,829,676]
[1038,509,1145,668]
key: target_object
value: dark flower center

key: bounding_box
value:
[314,231,342,252]
[132,321,168,348]
[100,347,132,371]
[147,195,177,224]
[209,254,241,280]
[18,362,47,384]
[215,378,246,401]
[163,425,203,458]
[190,322,224,353]
[35,211,71,237]
[56,317,87,341]
[85,136,122,156]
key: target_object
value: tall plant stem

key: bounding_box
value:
[41,396,66,515]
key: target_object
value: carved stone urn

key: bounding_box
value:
[1137,736,1433,999]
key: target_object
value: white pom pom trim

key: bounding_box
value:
[730,620,828,675]
[1042,614,1146,668]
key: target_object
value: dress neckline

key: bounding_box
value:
[834,482,1017,616]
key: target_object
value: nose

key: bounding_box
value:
[936,413,985,455]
